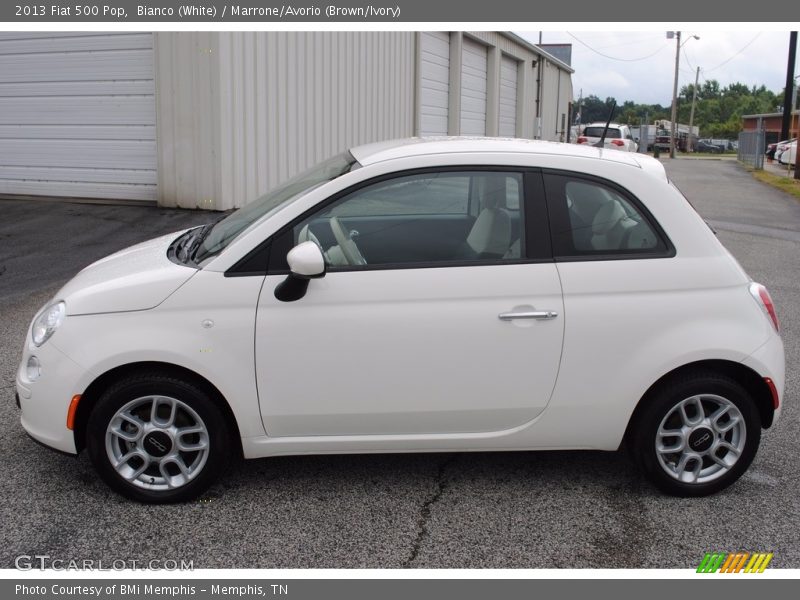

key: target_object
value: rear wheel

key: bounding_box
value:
[87,373,232,503]
[630,372,761,496]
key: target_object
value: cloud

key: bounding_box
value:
[579,70,632,97]
[518,30,797,106]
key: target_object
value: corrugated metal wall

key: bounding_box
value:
[0,32,157,201]
[559,68,574,141]
[154,32,221,210]
[540,58,566,141]
[155,31,571,211]
[157,32,416,210]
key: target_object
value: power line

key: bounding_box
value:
[566,32,667,62]
[595,36,667,50]
[704,33,762,73]
[682,47,694,72]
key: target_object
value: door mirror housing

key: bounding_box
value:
[287,241,326,278]
[275,241,326,302]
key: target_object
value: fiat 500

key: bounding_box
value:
[16,138,784,502]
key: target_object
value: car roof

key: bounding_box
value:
[350,136,648,170]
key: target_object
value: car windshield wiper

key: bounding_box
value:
[174,224,213,265]
[189,212,236,264]
[186,223,216,263]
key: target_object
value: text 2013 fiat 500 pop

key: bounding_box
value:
[17,138,784,502]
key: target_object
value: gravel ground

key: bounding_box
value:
[0,158,797,569]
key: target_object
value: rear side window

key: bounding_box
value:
[544,173,672,259]
[583,127,621,139]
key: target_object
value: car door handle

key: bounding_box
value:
[498,310,559,321]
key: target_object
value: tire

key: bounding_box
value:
[87,372,233,503]
[629,371,761,497]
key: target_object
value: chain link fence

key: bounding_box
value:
[738,130,765,169]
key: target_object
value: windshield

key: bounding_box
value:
[193,151,359,263]
[583,127,621,139]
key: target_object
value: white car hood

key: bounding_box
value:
[57,230,198,316]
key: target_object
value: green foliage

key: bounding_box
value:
[577,79,782,139]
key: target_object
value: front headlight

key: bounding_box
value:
[32,301,65,347]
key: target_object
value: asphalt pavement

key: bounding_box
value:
[0,159,798,569]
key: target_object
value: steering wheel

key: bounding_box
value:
[329,216,367,266]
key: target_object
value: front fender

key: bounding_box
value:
[51,270,266,438]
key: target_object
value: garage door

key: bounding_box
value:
[419,32,450,136]
[498,56,518,137]
[0,32,156,202]
[460,38,488,136]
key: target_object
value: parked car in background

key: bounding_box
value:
[576,123,638,152]
[695,140,723,154]
[776,139,797,164]
[709,139,735,152]
[765,141,780,160]
[777,140,797,166]
[17,138,784,502]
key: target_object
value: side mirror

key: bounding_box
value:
[274,241,326,302]
[287,241,325,277]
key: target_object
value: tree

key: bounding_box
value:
[701,80,721,99]
[577,79,782,140]
[578,95,616,124]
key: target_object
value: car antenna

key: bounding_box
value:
[593,100,617,148]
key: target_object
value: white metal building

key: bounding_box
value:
[0,31,573,210]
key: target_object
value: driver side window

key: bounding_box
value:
[291,170,525,269]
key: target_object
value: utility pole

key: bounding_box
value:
[670,31,681,158]
[791,74,800,180]
[642,111,649,153]
[780,31,797,142]
[687,66,700,153]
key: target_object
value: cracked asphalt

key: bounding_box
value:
[0,157,798,568]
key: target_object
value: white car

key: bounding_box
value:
[774,138,796,164]
[577,123,639,152]
[16,138,784,502]
[777,140,796,166]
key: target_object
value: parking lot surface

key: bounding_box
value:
[1,158,798,568]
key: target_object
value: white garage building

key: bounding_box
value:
[0,31,573,210]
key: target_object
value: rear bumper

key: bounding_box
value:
[742,333,786,424]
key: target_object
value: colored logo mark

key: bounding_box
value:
[697,552,773,573]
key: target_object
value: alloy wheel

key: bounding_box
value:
[655,394,746,485]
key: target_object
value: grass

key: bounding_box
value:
[750,168,800,201]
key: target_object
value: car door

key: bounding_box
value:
[254,167,565,438]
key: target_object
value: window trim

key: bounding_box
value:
[262,165,552,275]
[542,169,676,262]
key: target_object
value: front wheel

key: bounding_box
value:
[87,373,232,503]
[630,372,761,497]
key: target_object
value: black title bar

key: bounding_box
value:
[1,0,794,22]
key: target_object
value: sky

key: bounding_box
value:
[517,30,798,107]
